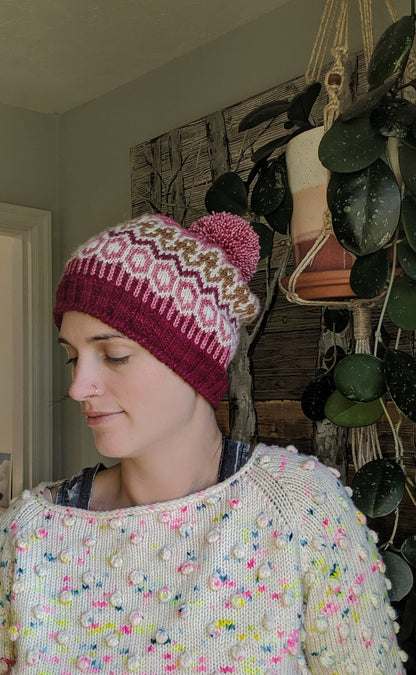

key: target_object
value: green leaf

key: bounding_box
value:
[402,535,416,568]
[352,458,405,518]
[386,274,416,330]
[323,308,350,333]
[324,389,384,427]
[287,82,321,126]
[400,142,416,195]
[402,193,416,251]
[340,75,399,121]
[384,348,416,422]
[263,154,292,234]
[381,550,414,602]
[398,587,416,642]
[251,136,290,164]
[319,117,386,172]
[334,354,386,402]
[398,238,416,280]
[251,159,286,216]
[245,159,266,190]
[350,249,389,298]
[205,172,248,215]
[264,189,292,235]
[368,15,415,88]
[301,375,334,421]
[238,99,291,132]
[370,99,416,138]
[251,221,274,259]
[327,159,400,255]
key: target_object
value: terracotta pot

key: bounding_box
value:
[280,269,354,301]
[283,126,355,300]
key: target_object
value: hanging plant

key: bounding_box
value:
[204,4,416,662]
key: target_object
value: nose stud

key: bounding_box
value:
[91,384,98,397]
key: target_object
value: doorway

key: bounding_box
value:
[0,203,52,498]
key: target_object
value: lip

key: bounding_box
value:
[83,411,124,426]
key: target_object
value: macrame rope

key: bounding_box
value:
[350,307,383,469]
[358,0,374,69]
[385,0,399,22]
[353,305,372,341]
[305,0,339,84]
[351,424,383,469]
[323,45,349,130]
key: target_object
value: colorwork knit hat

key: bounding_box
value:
[54,212,260,408]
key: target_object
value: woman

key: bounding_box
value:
[0,212,406,673]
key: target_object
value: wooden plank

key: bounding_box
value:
[205,111,231,180]
[252,329,319,400]
[149,137,162,212]
[216,400,313,455]
[168,128,186,225]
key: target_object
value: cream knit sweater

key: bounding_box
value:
[0,445,406,674]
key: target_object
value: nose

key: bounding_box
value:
[68,361,101,402]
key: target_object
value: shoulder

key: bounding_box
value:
[249,445,380,566]
[0,489,43,545]
[251,442,345,484]
[249,443,352,513]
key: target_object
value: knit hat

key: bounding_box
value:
[54,212,260,407]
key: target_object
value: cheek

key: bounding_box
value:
[119,353,198,414]
[148,366,197,412]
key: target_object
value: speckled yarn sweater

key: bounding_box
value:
[0,445,406,674]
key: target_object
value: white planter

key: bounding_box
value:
[286,126,353,274]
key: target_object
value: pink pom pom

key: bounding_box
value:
[190,212,260,281]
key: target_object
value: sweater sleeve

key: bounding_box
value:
[295,456,407,674]
[0,520,15,673]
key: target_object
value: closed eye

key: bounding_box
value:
[105,355,130,365]
[65,357,77,366]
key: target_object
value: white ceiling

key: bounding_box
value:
[0,0,292,114]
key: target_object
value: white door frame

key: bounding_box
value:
[0,202,52,491]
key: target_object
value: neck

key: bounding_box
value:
[93,405,224,509]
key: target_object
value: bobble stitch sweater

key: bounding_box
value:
[0,445,406,674]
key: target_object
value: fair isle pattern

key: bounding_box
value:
[0,446,406,674]
[64,214,259,338]
[53,214,260,408]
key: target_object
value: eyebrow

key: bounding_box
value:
[58,333,127,346]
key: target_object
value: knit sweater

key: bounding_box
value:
[0,445,406,674]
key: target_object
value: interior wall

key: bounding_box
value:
[56,0,410,477]
[0,236,15,454]
[0,234,23,504]
[0,102,58,272]
[0,103,57,212]
[0,103,59,482]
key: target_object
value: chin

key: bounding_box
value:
[93,439,128,459]
[94,442,141,460]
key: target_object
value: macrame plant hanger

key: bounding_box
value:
[278,0,411,469]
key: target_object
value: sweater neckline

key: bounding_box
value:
[33,443,267,519]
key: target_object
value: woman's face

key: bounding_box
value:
[59,311,200,459]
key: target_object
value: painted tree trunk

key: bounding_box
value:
[205,111,259,441]
[228,327,258,444]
